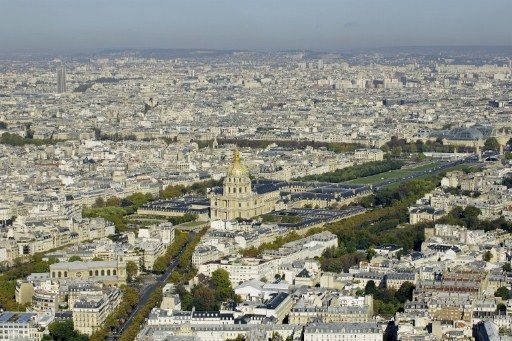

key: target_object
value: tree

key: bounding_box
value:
[105,196,121,207]
[160,184,187,199]
[355,288,365,297]
[464,206,482,219]
[46,319,88,341]
[503,176,512,189]
[494,286,510,300]
[211,269,234,303]
[483,251,493,262]
[503,263,512,272]
[126,261,138,283]
[93,197,105,208]
[68,256,83,262]
[484,137,500,151]
[395,282,415,303]
[122,285,139,307]
[0,121,7,129]
[124,192,153,209]
[25,123,34,139]
[190,284,216,311]
[365,280,378,296]
[366,247,376,261]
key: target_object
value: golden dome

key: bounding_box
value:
[228,150,249,177]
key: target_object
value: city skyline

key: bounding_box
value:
[1,2,512,340]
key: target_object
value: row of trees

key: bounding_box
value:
[168,226,208,284]
[320,168,512,276]
[92,192,154,210]
[382,136,475,155]
[0,254,59,310]
[116,287,161,341]
[82,192,156,232]
[0,132,60,146]
[243,181,429,260]
[84,179,222,232]
[152,230,189,273]
[159,179,222,199]
[382,136,509,156]
[241,229,324,257]
[295,160,405,183]
[437,206,512,232]
[119,228,208,341]
[320,176,443,273]
[197,138,364,153]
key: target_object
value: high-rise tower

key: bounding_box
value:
[57,65,66,93]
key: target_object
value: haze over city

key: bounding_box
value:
[1,0,512,53]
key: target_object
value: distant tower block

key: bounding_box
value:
[56,65,66,93]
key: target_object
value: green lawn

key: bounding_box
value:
[346,162,439,185]
[178,221,207,228]
[408,162,439,172]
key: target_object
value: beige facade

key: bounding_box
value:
[354,149,384,161]
[14,281,35,306]
[289,295,373,324]
[49,260,127,285]
[72,288,122,335]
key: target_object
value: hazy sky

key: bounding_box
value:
[1,0,511,53]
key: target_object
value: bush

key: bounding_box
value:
[43,319,88,341]
[0,132,61,146]
[495,286,510,300]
